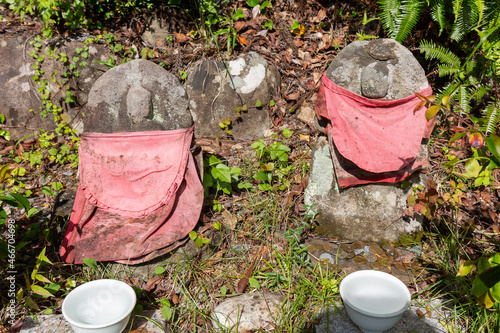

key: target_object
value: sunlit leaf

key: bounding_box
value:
[425,105,441,121]
[457,260,475,276]
[35,274,52,284]
[162,304,173,321]
[477,290,495,308]
[441,95,450,108]
[31,285,54,297]
[464,158,481,178]
[449,132,466,145]
[155,267,166,275]
[83,257,98,270]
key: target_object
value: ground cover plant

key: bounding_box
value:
[0,0,499,331]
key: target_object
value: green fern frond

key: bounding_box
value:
[457,85,472,113]
[431,0,452,36]
[453,0,465,22]
[394,0,425,42]
[378,0,401,39]
[450,0,480,41]
[475,0,486,23]
[438,64,461,76]
[420,39,461,66]
[483,101,499,135]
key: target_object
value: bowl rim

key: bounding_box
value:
[62,279,136,329]
[339,270,411,318]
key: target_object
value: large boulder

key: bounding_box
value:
[186,52,279,140]
[306,39,429,243]
[0,36,109,139]
[84,59,192,132]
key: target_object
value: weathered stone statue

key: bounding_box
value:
[186,52,280,140]
[60,59,203,265]
[306,39,433,243]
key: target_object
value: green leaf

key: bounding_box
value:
[464,158,481,178]
[42,186,54,198]
[162,303,173,321]
[260,1,271,9]
[425,105,441,121]
[83,257,98,270]
[195,237,203,248]
[155,267,166,275]
[233,8,244,20]
[212,164,232,183]
[6,193,30,211]
[485,134,500,159]
[282,128,293,138]
[31,285,54,297]
[220,285,227,296]
[237,182,252,189]
[44,283,61,295]
[35,274,52,283]
[258,183,273,191]
[246,0,259,7]
[457,260,475,276]
[249,277,260,289]
[255,100,262,107]
[189,231,198,241]
[27,207,38,218]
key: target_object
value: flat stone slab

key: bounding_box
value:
[316,301,451,333]
[20,310,166,333]
[20,301,455,333]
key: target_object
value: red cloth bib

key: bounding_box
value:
[60,127,203,264]
[316,75,434,187]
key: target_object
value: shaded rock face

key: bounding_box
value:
[0,37,109,139]
[84,59,192,133]
[325,38,428,99]
[212,293,285,333]
[142,18,171,45]
[186,52,279,140]
[307,39,429,243]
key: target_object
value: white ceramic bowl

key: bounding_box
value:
[339,270,411,333]
[62,279,136,333]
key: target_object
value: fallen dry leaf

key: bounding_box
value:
[221,209,238,229]
[236,261,255,294]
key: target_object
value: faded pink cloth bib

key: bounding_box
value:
[60,127,203,264]
[320,75,433,173]
[316,75,434,187]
